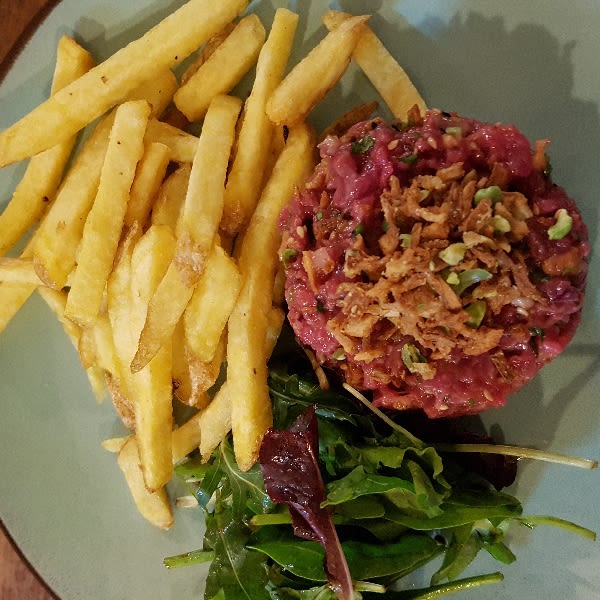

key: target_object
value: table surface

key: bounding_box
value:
[0,3,58,599]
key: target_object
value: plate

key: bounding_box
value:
[1,1,599,598]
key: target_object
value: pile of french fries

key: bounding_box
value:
[0,0,425,529]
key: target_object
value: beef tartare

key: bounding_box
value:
[279,108,589,418]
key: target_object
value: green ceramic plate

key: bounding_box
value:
[1,1,599,598]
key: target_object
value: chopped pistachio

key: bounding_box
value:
[445,271,460,286]
[401,343,427,373]
[438,243,467,266]
[451,268,492,295]
[547,208,573,240]
[445,126,462,137]
[474,185,503,205]
[332,347,346,360]
[399,233,412,248]
[492,215,511,233]
[465,300,487,328]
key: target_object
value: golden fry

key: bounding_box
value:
[129,225,177,490]
[0,0,249,166]
[221,8,299,235]
[0,257,41,285]
[180,22,237,85]
[199,381,232,462]
[0,36,95,256]
[144,119,199,164]
[175,94,241,285]
[151,164,191,230]
[322,10,427,119]
[65,100,151,328]
[228,124,315,471]
[183,244,241,363]
[33,113,115,289]
[127,69,178,118]
[266,15,369,126]
[125,142,171,227]
[133,94,241,373]
[117,437,174,530]
[174,14,266,122]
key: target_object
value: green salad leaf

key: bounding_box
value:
[166,345,596,599]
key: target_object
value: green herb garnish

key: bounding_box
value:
[351,135,375,154]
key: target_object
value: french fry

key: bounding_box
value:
[266,15,369,126]
[187,332,226,399]
[107,224,144,413]
[64,100,151,328]
[172,317,225,410]
[151,164,191,230]
[128,69,178,118]
[174,94,242,285]
[0,0,249,166]
[125,142,171,227]
[266,306,285,358]
[144,119,199,164]
[0,37,97,332]
[129,225,177,492]
[171,318,206,408]
[221,8,299,235]
[322,10,427,119]
[171,411,203,464]
[101,436,129,454]
[117,436,174,530]
[86,312,119,383]
[0,36,95,256]
[0,257,41,285]
[199,381,233,462]
[131,95,241,373]
[174,14,266,122]
[180,22,237,85]
[228,123,315,471]
[129,259,196,375]
[183,244,241,363]
[32,75,182,288]
[33,113,115,289]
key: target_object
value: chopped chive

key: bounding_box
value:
[397,152,418,165]
[351,135,375,154]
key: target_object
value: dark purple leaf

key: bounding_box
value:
[259,405,354,600]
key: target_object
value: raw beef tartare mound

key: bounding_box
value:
[279,109,589,418]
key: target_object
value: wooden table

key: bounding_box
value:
[0,3,58,598]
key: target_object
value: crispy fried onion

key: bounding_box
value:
[322,164,544,380]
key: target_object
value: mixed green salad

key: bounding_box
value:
[165,326,596,599]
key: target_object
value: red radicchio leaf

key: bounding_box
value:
[259,404,354,600]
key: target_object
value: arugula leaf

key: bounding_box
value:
[203,487,271,599]
[250,531,442,583]
[168,358,595,599]
[323,465,415,506]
